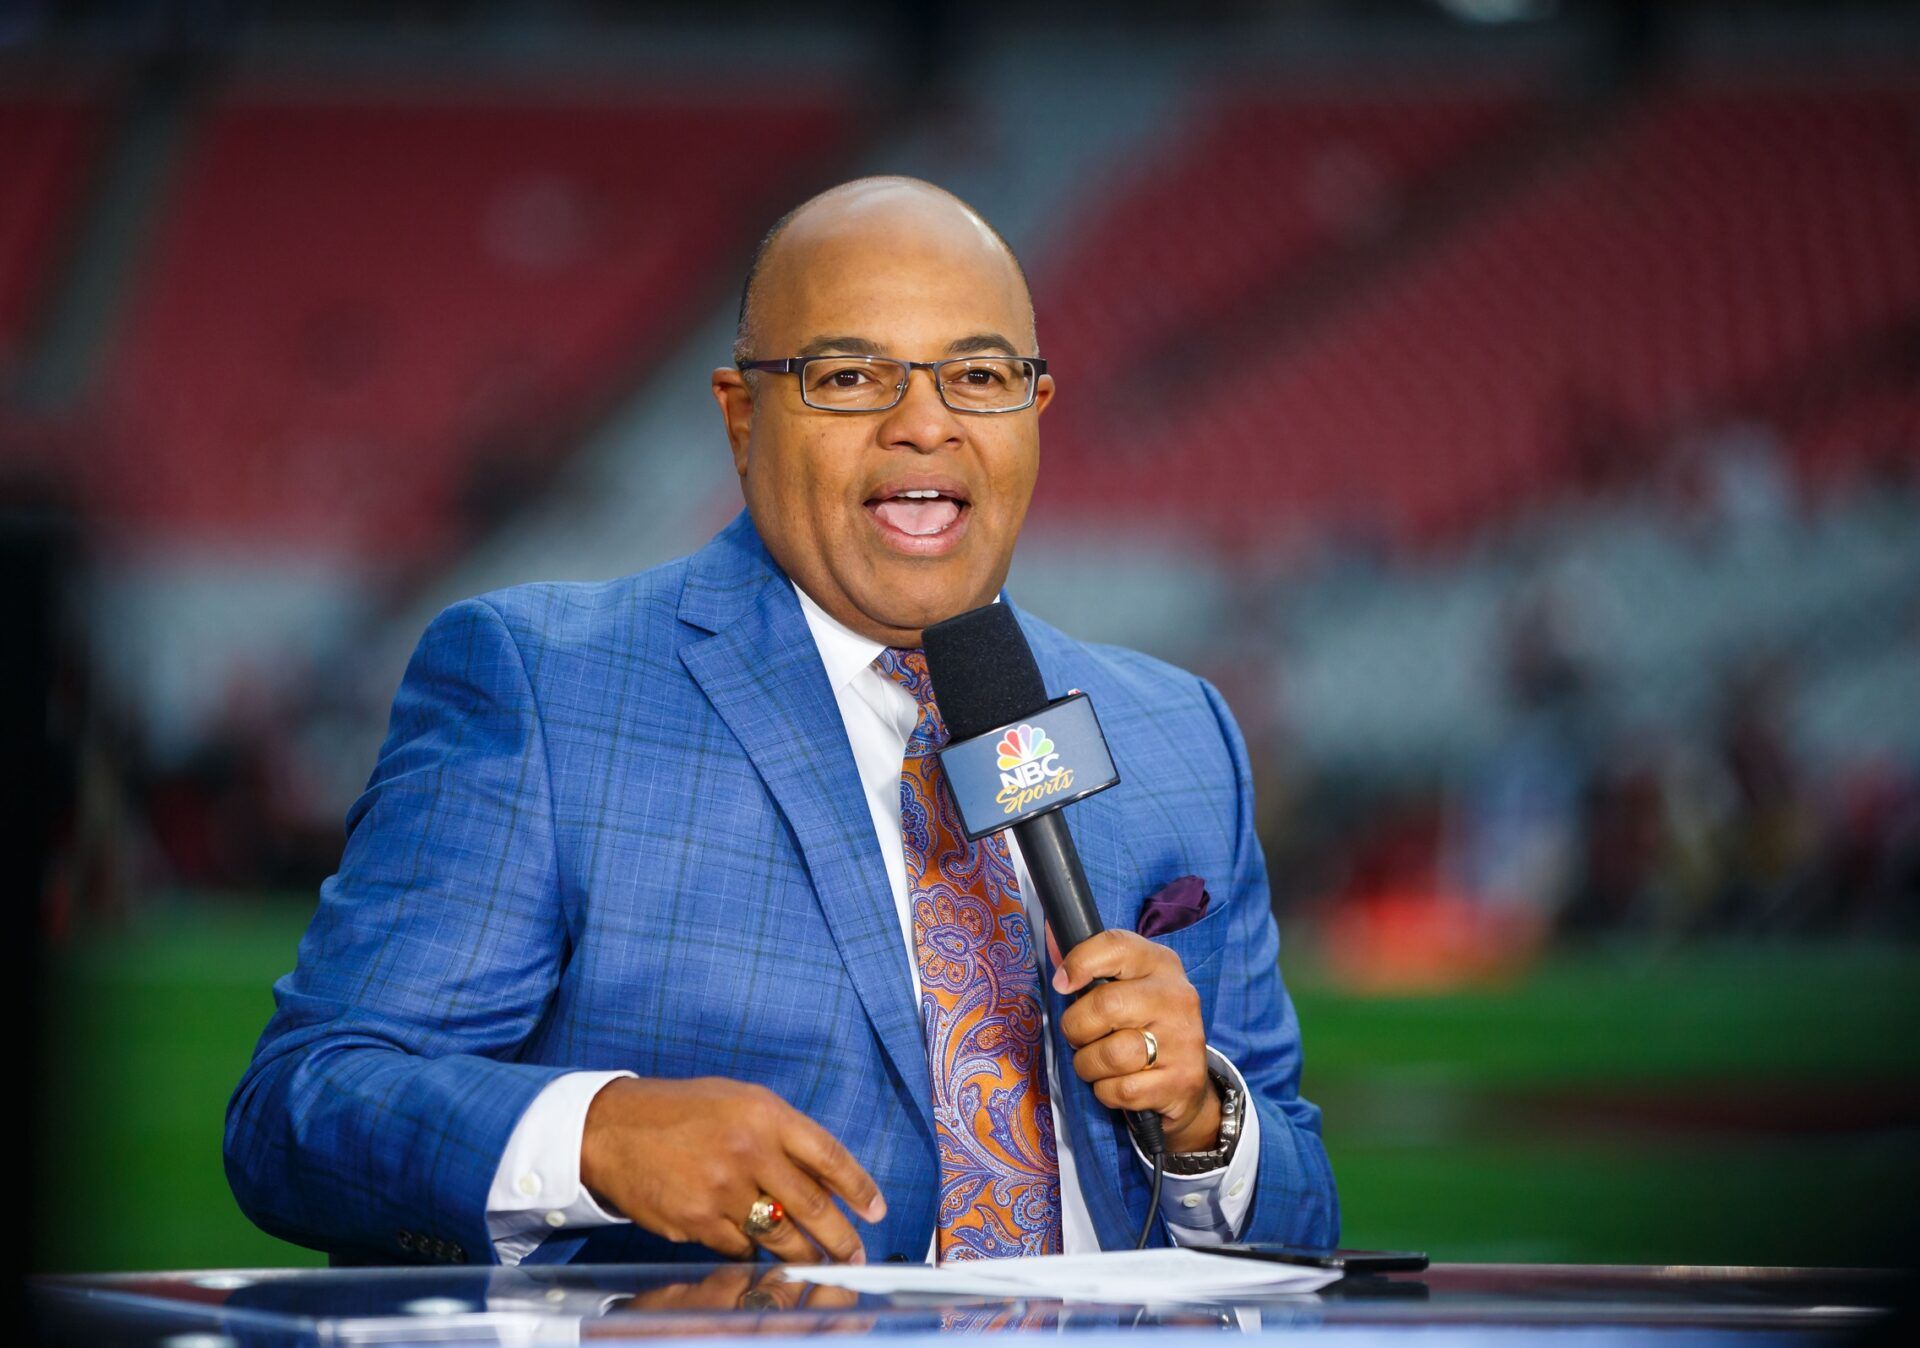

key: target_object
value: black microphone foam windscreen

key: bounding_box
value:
[921,604,1048,742]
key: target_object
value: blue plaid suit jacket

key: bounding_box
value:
[225,511,1338,1265]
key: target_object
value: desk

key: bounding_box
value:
[32,1262,1903,1345]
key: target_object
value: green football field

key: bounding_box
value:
[35,899,1920,1273]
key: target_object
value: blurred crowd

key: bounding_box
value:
[35,426,1919,980]
[1243,448,1920,988]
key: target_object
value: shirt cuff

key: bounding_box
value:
[1130,1046,1263,1246]
[486,1069,636,1265]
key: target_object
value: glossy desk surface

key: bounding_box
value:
[32,1261,1906,1346]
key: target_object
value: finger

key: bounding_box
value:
[759,1155,867,1264]
[751,1208,825,1265]
[1057,976,1152,1048]
[783,1112,887,1223]
[1091,1068,1181,1116]
[1045,921,1063,974]
[1052,929,1172,995]
[1072,1024,1157,1083]
[691,1215,756,1261]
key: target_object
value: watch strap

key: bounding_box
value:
[1162,1065,1243,1175]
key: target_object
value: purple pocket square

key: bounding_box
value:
[1136,875,1211,938]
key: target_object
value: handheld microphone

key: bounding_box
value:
[921,604,1169,1181]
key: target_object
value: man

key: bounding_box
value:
[226,177,1338,1268]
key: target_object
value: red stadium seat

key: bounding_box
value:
[1034,79,1920,553]
[92,88,849,558]
[0,90,103,380]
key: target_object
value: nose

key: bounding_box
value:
[876,365,962,454]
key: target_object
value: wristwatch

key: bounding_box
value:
[1163,1066,1244,1175]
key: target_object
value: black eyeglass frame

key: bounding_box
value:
[738,354,1049,414]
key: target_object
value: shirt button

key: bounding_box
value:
[1228,1180,1246,1198]
[516,1173,542,1198]
[1180,1194,1205,1210]
[545,1210,567,1228]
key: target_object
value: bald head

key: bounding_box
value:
[732,176,1034,368]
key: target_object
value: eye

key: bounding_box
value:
[808,361,878,390]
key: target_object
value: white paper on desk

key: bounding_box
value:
[791,1249,1340,1304]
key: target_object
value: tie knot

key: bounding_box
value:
[873,646,946,751]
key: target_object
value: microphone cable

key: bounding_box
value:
[1135,1147,1164,1250]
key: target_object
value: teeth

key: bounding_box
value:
[897,489,942,499]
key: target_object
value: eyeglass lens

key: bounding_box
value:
[800,357,1034,411]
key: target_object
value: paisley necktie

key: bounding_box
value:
[873,646,1063,1261]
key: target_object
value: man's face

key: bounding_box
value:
[712,189,1052,647]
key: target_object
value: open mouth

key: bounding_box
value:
[863,481,972,552]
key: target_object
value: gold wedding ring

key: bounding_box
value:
[743,1194,786,1239]
[1140,1028,1159,1069]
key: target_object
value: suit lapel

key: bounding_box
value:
[678,516,936,1145]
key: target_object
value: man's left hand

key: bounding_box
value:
[1053,930,1220,1154]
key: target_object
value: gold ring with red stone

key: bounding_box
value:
[743,1195,786,1238]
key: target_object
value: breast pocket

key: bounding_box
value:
[1146,896,1229,1032]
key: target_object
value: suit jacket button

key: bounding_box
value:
[885,1253,910,1263]
[397,1230,416,1253]
[448,1243,466,1264]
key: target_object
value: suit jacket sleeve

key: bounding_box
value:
[1196,677,1341,1248]
[224,598,577,1264]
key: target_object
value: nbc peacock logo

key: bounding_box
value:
[995,724,1054,771]
[994,722,1075,814]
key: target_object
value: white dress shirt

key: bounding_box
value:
[485,584,1260,1264]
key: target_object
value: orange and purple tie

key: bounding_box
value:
[874,646,1063,1261]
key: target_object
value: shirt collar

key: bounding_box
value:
[790,581,1005,690]
[792,582,887,692]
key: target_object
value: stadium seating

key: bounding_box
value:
[0,91,101,380]
[1033,79,1920,552]
[1034,83,1533,399]
[92,88,849,557]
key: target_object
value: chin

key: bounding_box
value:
[901,570,998,615]
[864,587,978,639]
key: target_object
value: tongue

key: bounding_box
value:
[872,497,960,536]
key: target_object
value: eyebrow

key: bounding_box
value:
[796,335,885,358]
[946,332,1019,357]
[793,332,1023,359]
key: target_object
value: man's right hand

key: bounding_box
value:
[580,1076,887,1263]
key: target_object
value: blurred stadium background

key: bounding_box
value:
[7,0,1918,1275]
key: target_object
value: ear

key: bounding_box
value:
[1032,371,1056,418]
[711,368,755,478]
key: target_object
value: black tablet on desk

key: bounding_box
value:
[1204,1245,1430,1275]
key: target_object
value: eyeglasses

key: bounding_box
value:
[737,354,1048,414]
